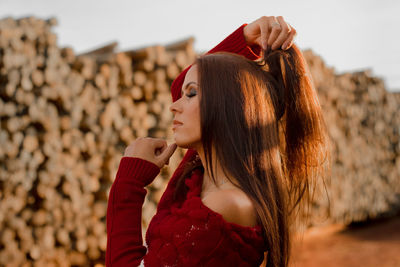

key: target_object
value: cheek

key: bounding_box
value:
[192,104,201,134]
[183,104,201,137]
[174,102,201,144]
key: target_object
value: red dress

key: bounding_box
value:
[106,24,267,267]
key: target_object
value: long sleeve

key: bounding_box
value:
[171,23,262,102]
[106,157,160,267]
[206,23,262,60]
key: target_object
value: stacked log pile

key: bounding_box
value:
[303,50,400,226]
[0,16,195,266]
[0,16,399,266]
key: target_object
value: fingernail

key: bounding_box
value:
[262,41,267,50]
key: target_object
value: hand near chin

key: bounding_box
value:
[123,137,178,169]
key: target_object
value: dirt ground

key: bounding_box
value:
[290,215,400,267]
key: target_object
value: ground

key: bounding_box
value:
[290,215,400,267]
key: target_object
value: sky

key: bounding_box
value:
[1,0,399,92]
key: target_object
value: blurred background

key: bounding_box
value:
[1,0,399,91]
[0,0,399,266]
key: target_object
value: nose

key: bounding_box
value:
[169,99,181,114]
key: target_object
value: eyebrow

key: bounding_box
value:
[181,81,198,96]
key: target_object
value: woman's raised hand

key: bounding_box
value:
[243,16,297,51]
[123,137,178,169]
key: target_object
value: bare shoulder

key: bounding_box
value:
[201,188,258,227]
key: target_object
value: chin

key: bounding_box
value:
[174,135,201,150]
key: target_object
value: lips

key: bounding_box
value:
[173,120,183,125]
[173,120,183,131]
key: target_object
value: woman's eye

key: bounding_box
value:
[185,88,197,98]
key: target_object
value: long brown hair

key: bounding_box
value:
[172,44,332,267]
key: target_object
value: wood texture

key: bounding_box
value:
[0,16,193,266]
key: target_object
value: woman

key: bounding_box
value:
[106,16,331,267]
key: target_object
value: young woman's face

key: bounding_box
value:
[169,64,201,150]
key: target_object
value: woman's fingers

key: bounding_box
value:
[281,26,297,50]
[246,16,297,50]
[267,17,282,50]
[150,138,177,165]
[151,138,166,149]
[160,143,177,165]
[123,137,177,168]
[259,17,271,50]
[270,16,291,50]
[151,138,167,155]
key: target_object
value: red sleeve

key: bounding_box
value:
[106,157,160,266]
[206,23,262,60]
[171,23,262,102]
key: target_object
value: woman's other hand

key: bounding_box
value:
[243,16,297,51]
[123,137,178,169]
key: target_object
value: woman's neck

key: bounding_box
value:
[195,146,237,192]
